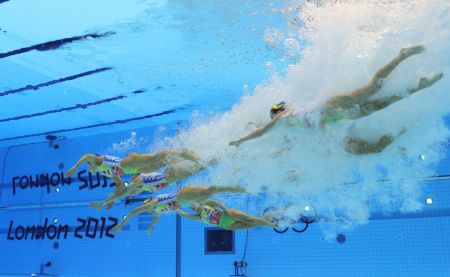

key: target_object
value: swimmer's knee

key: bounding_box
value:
[122,152,138,164]
[208,186,218,192]
[158,149,173,156]
[125,152,138,158]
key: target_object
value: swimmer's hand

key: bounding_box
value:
[229,140,241,147]
[147,227,154,236]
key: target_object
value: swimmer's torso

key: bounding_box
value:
[96,155,138,177]
[139,170,170,192]
[151,192,188,213]
[200,205,233,228]
[280,110,318,128]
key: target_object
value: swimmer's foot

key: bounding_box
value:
[229,185,246,193]
[147,227,154,236]
[263,214,279,226]
[106,202,114,210]
[265,219,279,228]
[408,73,444,94]
[399,45,425,59]
[110,225,123,234]
[207,158,219,166]
[263,206,289,226]
[66,168,77,177]
[89,202,103,210]
[262,207,283,226]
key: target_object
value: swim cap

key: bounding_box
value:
[271,101,286,111]
[270,101,287,118]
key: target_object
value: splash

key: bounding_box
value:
[107,131,145,155]
[167,0,450,234]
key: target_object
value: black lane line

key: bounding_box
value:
[0,95,127,123]
[0,89,147,123]
[0,108,184,142]
[0,67,113,97]
[0,32,115,59]
[132,89,146,94]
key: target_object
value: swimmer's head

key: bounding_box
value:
[270,101,287,119]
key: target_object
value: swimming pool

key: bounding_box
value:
[1,1,449,276]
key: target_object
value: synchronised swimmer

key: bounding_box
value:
[230,45,443,154]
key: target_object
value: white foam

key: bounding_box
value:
[107,131,145,155]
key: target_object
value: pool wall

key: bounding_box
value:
[1,126,450,277]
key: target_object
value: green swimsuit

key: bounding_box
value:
[96,155,138,176]
[200,205,234,229]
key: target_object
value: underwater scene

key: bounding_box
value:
[0,0,449,276]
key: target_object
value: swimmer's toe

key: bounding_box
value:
[106,202,114,210]
[111,226,121,234]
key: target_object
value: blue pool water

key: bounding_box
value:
[0,1,449,276]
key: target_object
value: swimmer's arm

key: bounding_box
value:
[176,210,201,221]
[229,110,291,146]
[345,128,407,155]
[66,154,100,177]
[144,198,158,206]
[229,122,276,146]
[345,135,395,154]
[148,213,161,235]
[141,186,156,192]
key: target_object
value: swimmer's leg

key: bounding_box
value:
[129,174,144,186]
[345,134,395,155]
[261,206,287,224]
[111,199,157,233]
[147,213,161,236]
[227,222,254,230]
[89,193,118,210]
[229,221,270,230]
[229,209,277,228]
[175,149,201,163]
[165,162,205,183]
[177,185,245,203]
[358,73,444,117]
[112,175,126,194]
[145,149,201,164]
[322,45,425,122]
[66,154,101,177]
[89,176,141,212]
[91,176,127,210]
[208,185,245,194]
[120,149,201,172]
